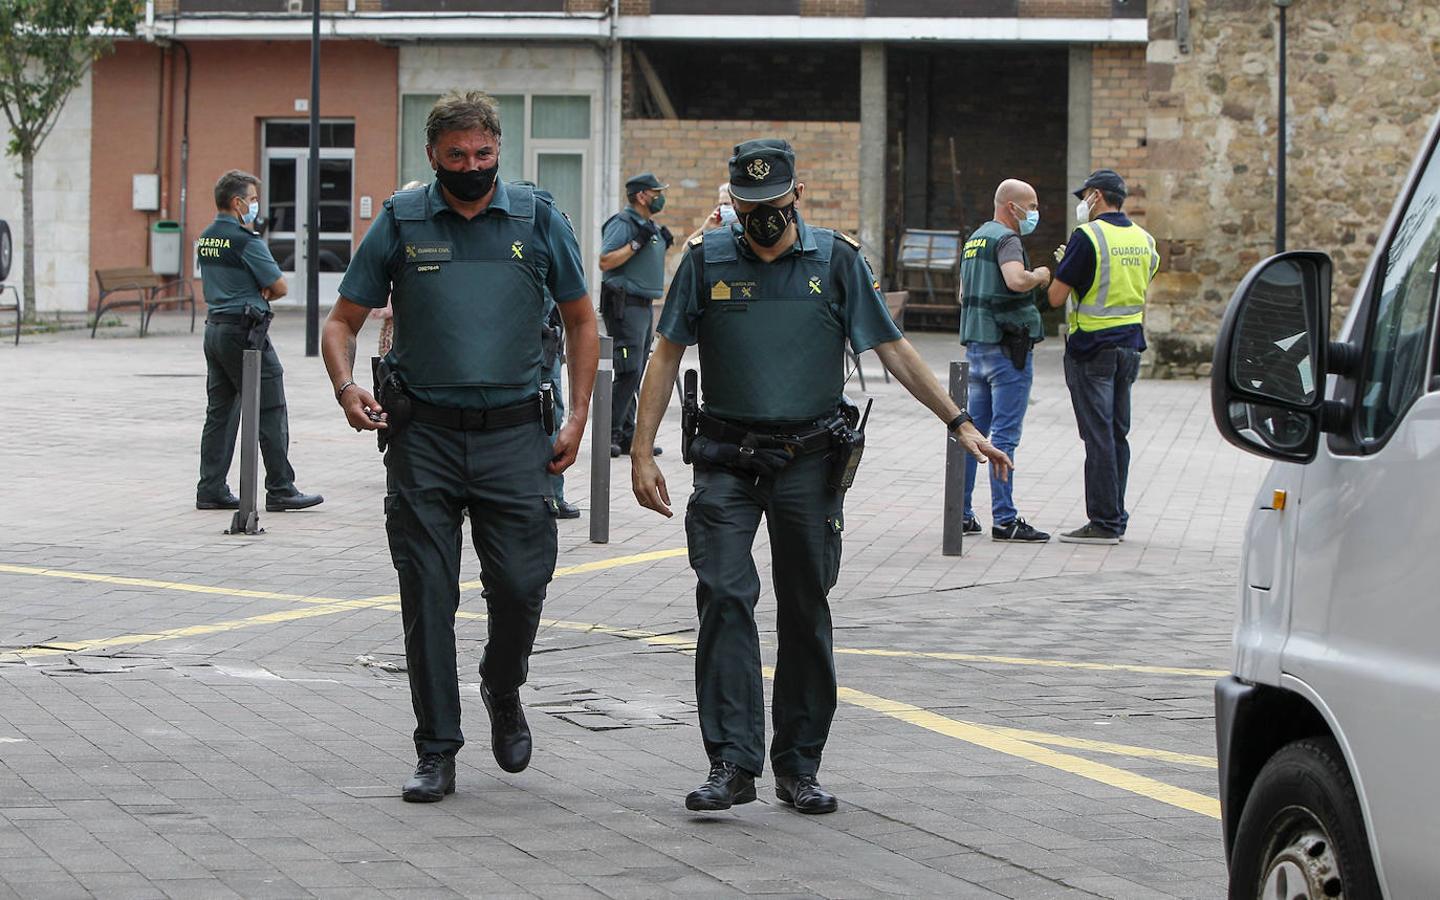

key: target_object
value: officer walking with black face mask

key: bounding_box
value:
[320,91,598,803]
[195,169,322,513]
[630,139,1012,816]
[599,173,672,458]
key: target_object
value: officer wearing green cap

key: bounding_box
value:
[599,172,672,458]
[630,138,1012,816]
[320,91,598,803]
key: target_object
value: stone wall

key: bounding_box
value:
[1144,0,1440,377]
[0,71,92,313]
[621,119,861,282]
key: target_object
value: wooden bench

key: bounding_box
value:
[0,284,17,346]
[92,266,195,338]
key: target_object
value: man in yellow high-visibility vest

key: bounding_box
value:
[1046,169,1159,545]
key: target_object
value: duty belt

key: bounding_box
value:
[206,313,256,326]
[696,412,835,455]
[410,395,541,432]
[623,291,656,306]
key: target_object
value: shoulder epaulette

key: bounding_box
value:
[836,231,862,250]
[687,234,704,249]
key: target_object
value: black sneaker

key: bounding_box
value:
[992,518,1050,543]
[961,515,982,535]
[1058,523,1121,545]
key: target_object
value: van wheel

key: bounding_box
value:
[1229,738,1381,899]
[0,220,12,282]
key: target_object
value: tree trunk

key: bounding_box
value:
[20,150,36,322]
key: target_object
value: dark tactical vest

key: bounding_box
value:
[959,220,1044,344]
[197,217,265,307]
[384,184,550,395]
[696,225,845,423]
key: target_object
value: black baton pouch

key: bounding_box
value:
[540,382,557,435]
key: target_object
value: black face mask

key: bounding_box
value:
[435,164,498,202]
[739,201,797,247]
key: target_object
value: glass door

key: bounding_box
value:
[261,121,355,306]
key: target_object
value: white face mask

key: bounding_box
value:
[1075,196,1092,224]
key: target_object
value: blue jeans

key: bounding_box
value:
[963,342,1033,524]
[1063,346,1141,533]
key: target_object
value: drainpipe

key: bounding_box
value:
[175,41,192,281]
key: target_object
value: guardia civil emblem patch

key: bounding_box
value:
[747,159,771,181]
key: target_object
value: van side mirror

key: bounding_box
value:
[1211,252,1331,463]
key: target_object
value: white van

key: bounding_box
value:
[1211,108,1440,898]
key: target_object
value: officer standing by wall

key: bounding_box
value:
[320,92,598,802]
[958,179,1052,544]
[195,169,322,513]
[629,139,1012,816]
[1046,169,1158,544]
[599,172,671,458]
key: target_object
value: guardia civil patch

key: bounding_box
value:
[405,242,452,262]
[712,280,732,300]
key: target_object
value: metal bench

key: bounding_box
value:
[91,266,195,338]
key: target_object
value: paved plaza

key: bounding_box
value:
[0,312,1268,899]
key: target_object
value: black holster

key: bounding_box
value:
[825,398,865,493]
[242,306,273,351]
[998,323,1034,371]
[680,369,698,464]
[372,356,412,452]
[540,381,556,435]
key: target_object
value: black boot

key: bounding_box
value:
[774,773,838,814]
[685,760,757,811]
[480,682,532,773]
[401,752,455,803]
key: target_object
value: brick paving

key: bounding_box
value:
[0,312,1269,898]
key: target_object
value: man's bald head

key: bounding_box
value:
[994,179,1036,209]
[994,179,1038,231]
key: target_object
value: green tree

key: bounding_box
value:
[0,0,137,321]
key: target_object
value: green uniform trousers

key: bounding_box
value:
[603,297,654,449]
[197,322,296,499]
[384,418,559,757]
[684,449,845,778]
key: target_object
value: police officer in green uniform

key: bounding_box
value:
[630,139,1012,815]
[195,169,322,513]
[599,172,672,458]
[958,179,1053,544]
[320,92,598,803]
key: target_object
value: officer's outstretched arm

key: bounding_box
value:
[630,335,686,517]
[872,338,1013,482]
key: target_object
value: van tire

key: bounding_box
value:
[0,220,11,282]
[1228,737,1381,900]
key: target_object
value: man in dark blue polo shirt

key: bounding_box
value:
[320,92,598,803]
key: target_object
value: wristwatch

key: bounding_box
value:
[947,411,973,432]
[629,239,642,252]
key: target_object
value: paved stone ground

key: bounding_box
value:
[0,312,1269,899]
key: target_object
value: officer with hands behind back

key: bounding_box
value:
[195,169,323,514]
[629,139,1012,817]
[320,91,599,804]
[599,172,672,458]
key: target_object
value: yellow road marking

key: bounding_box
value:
[0,563,351,607]
[954,721,1216,768]
[459,547,690,590]
[2,559,1218,818]
[11,600,384,658]
[2,550,690,658]
[834,646,1226,679]
[833,681,1221,819]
